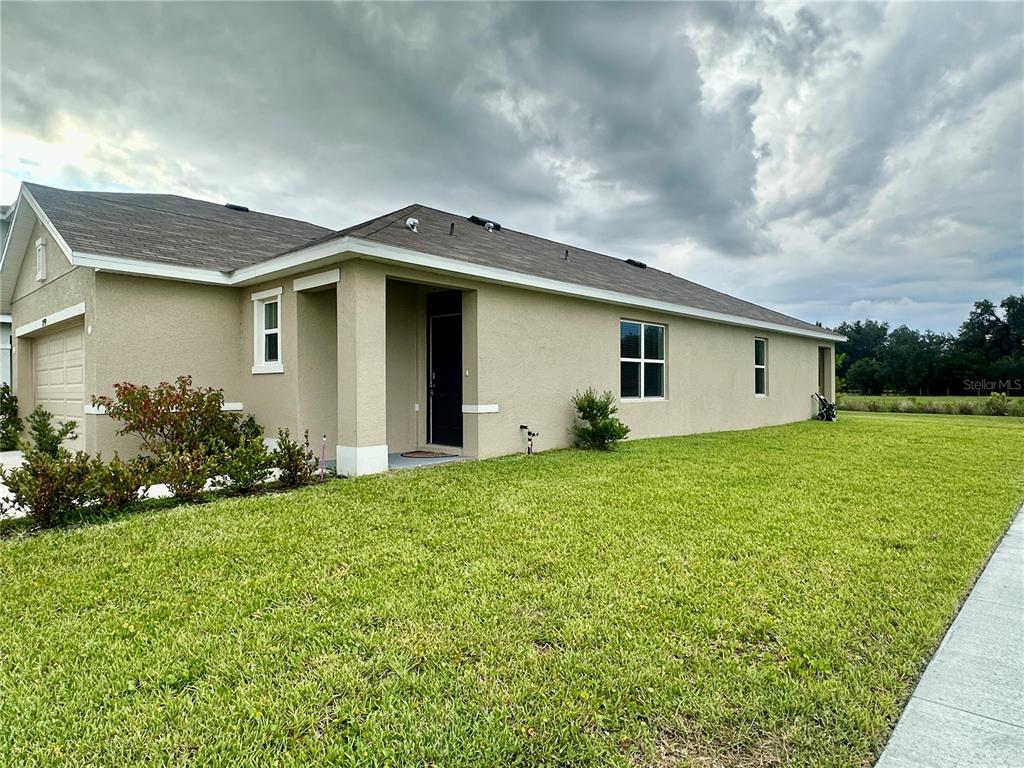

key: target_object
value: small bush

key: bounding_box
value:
[0,383,22,451]
[92,376,241,458]
[22,406,77,457]
[956,400,977,415]
[0,449,96,528]
[273,428,320,487]
[982,392,1010,416]
[157,445,219,502]
[93,454,151,513]
[215,433,273,495]
[570,388,630,450]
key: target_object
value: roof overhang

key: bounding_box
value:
[1,183,846,343]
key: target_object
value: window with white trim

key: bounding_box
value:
[754,337,768,396]
[35,237,47,282]
[620,320,665,399]
[252,288,283,374]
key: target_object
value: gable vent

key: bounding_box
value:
[625,258,647,269]
[468,215,501,232]
[225,203,249,212]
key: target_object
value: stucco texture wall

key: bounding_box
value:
[351,259,831,461]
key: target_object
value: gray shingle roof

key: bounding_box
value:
[25,184,827,335]
[25,183,331,272]
[288,204,828,335]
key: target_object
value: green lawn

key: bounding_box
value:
[2,414,1022,767]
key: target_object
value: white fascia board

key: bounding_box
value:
[20,187,74,262]
[0,314,11,323]
[72,251,232,285]
[293,268,340,292]
[231,238,348,284]
[343,238,848,342]
[15,301,86,337]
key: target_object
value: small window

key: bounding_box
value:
[252,288,283,373]
[754,337,768,396]
[35,237,47,282]
[620,320,665,399]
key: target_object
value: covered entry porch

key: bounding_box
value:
[331,260,481,476]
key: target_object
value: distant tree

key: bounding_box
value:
[846,358,883,395]
[835,319,889,377]
[835,295,1022,395]
[878,326,930,394]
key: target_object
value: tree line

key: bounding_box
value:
[835,295,1024,396]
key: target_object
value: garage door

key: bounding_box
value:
[33,323,85,451]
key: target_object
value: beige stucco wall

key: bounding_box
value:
[347,259,832,461]
[296,287,338,456]
[86,273,244,455]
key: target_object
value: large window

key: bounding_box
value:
[754,337,768,396]
[620,320,665,399]
[252,287,283,374]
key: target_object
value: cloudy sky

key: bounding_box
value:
[2,2,1021,332]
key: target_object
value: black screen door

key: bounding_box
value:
[428,309,463,447]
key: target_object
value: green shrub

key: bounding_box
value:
[0,383,22,451]
[0,449,96,528]
[982,392,1011,416]
[22,407,77,457]
[570,388,630,450]
[215,433,273,495]
[1009,399,1024,418]
[157,445,218,503]
[273,428,320,487]
[93,454,151,513]
[956,400,977,415]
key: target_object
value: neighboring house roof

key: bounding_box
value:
[22,183,331,271]
[286,204,829,336]
[2,182,840,339]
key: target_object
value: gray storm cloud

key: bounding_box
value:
[1,1,1020,332]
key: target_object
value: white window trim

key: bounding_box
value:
[252,287,283,374]
[620,320,667,401]
[755,337,768,397]
[35,237,47,282]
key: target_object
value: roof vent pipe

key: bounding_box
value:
[406,217,419,232]
[449,222,455,236]
[484,221,494,233]
[564,249,569,261]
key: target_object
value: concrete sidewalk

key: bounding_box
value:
[875,509,1024,768]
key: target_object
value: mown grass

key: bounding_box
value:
[1,413,1022,767]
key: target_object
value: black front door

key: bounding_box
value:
[427,293,462,447]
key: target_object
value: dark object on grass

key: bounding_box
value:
[813,392,837,421]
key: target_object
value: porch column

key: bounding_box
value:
[336,261,388,476]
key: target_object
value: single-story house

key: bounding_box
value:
[0,183,842,475]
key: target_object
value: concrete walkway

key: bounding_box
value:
[875,509,1024,768]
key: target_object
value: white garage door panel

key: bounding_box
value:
[33,324,85,451]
